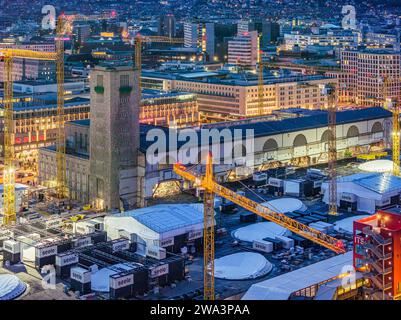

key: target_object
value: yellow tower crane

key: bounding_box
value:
[1,49,58,225]
[321,84,338,216]
[257,36,264,116]
[173,154,346,300]
[133,35,184,101]
[133,34,184,73]
[1,17,66,226]
[55,16,68,199]
[392,105,400,176]
[381,76,400,176]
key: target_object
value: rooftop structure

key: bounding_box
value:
[322,173,401,214]
[242,251,353,300]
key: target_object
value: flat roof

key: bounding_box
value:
[70,119,90,126]
[3,97,90,112]
[121,203,204,234]
[141,70,330,86]
[141,89,196,100]
[46,107,390,156]
[242,251,353,300]
[337,172,401,195]
[139,107,391,151]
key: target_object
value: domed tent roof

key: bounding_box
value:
[214,252,273,280]
[261,198,306,213]
[358,160,393,173]
[0,275,26,300]
[233,222,291,242]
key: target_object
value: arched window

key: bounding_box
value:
[293,134,307,147]
[371,121,383,134]
[321,130,334,143]
[347,125,359,138]
[263,139,278,152]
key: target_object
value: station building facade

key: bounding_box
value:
[38,107,392,207]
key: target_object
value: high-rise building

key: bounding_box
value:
[237,20,280,47]
[184,21,215,61]
[0,42,56,82]
[339,49,401,106]
[0,58,56,82]
[228,30,258,69]
[158,14,176,38]
[89,63,140,210]
[354,209,401,300]
[264,22,280,45]
[73,24,91,52]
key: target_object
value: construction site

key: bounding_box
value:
[0,14,401,303]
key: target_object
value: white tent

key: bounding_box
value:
[233,222,291,242]
[242,251,353,300]
[214,252,273,280]
[321,173,401,214]
[261,198,306,214]
[358,160,393,173]
[0,275,26,300]
[104,203,208,254]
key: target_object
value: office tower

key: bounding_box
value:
[184,21,215,61]
[228,30,258,68]
[158,14,176,38]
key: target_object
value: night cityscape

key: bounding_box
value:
[1,0,401,313]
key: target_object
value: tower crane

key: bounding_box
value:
[133,35,184,93]
[257,36,265,116]
[55,16,68,199]
[173,154,346,299]
[1,17,66,226]
[63,12,117,35]
[321,84,338,216]
[0,49,57,225]
[380,76,400,176]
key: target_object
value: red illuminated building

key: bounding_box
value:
[353,209,401,300]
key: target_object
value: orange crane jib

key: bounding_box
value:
[173,161,346,254]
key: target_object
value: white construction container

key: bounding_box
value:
[252,240,273,253]
[75,221,96,235]
[268,177,283,188]
[314,221,334,231]
[275,235,294,249]
[146,246,167,260]
[3,240,20,254]
[284,180,301,197]
[253,172,267,185]
[308,222,327,233]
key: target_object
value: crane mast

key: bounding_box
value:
[203,155,215,300]
[326,84,338,216]
[56,16,67,199]
[257,36,264,116]
[1,49,58,225]
[381,76,400,176]
[393,105,400,176]
[134,36,142,92]
[3,55,15,225]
